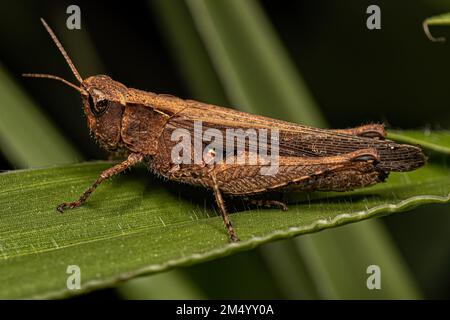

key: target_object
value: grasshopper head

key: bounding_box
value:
[23,19,129,152]
[81,75,127,150]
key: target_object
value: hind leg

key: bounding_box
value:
[287,159,388,192]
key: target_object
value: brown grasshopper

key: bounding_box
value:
[24,19,425,242]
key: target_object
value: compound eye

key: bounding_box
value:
[88,95,109,117]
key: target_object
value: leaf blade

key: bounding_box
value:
[389,130,450,155]
[1,156,449,298]
[423,12,450,42]
[0,64,80,168]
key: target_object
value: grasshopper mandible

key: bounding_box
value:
[24,19,425,242]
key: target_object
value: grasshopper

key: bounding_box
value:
[24,19,425,242]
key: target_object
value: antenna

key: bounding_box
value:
[39,18,83,83]
[22,73,85,94]
[22,18,87,95]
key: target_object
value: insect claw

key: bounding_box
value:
[56,201,80,213]
[56,203,66,213]
[269,200,289,211]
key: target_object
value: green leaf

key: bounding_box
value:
[389,130,450,155]
[424,12,450,26]
[185,0,325,127]
[1,146,449,298]
[148,0,227,104]
[118,271,206,299]
[0,64,80,168]
[423,12,450,42]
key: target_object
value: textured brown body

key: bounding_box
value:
[25,20,426,242]
[83,76,423,193]
[62,75,427,242]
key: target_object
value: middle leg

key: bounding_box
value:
[210,171,239,242]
